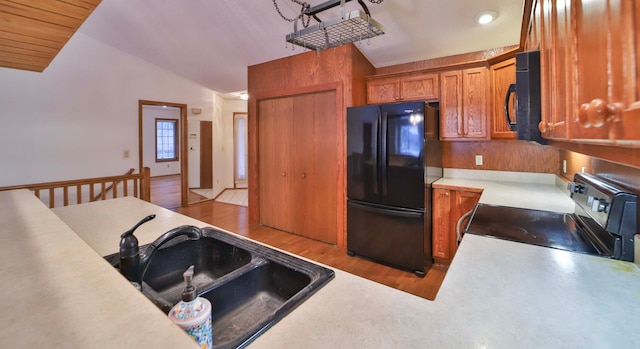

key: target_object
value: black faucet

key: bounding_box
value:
[119,214,203,286]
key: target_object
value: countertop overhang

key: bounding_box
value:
[2,170,639,348]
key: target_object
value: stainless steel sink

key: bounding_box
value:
[104,227,334,349]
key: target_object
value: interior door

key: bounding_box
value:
[258,97,294,232]
[199,121,212,189]
[293,90,338,244]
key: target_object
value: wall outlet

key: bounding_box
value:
[475,155,483,166]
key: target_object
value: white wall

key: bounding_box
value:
[0,32,221,187]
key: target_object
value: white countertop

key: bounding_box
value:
[434,168,575,213]
[0,190,198,349]
[3,178,640,348]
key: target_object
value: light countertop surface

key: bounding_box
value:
[3,172,640,348]
[434,168,575,213]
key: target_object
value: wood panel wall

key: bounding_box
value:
[247,44,375,248]
[443,140,560,174]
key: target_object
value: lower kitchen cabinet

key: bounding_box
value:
[432,188,482,265]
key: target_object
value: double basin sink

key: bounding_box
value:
[104,227,334,348]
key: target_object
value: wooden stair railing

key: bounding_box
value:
[0,167,151,208]
[92,168,135,202]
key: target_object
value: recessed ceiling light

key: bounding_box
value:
[475,10,498,25]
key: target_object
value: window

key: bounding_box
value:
[155,118,178,162]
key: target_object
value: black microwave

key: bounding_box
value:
[504,50,547,145]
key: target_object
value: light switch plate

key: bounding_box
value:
[475,155,483,166]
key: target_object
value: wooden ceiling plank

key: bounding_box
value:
[1,2,83,28]
[0,30,62,49]
[0,12,73,44]
[6,0,96,20]
[0,51,53,65]
[0,0,101,72]
[0,59,43,72]
[0,37,59,54]
[57,0,102,11]
[0,43,56,58]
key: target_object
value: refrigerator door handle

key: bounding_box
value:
[349,201,424,218]
[372,114,379,195]
[380,111,388,196]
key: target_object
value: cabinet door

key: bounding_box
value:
[462,67,489,139]
[367,77,399,104]
[450,191,481,258]
[292,91,338,244]
[571,0,640,141]
[432,189,451,261]
[615,0,640,140]
[258,97,294,232]
[440,71,464,139]
[400,73,439,102]
[490,58,517,139]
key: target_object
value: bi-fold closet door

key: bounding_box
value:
[258,90,338,244]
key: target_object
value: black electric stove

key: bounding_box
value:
[464,173,638,261]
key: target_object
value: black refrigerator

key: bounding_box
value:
[346,101,442,276]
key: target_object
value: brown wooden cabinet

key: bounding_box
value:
[537,0,572,140]
[490,58,517,139]
[535,0,640,143]
[432,188,481,265]
[258,91,338,244]
[440,67,490,140]
[366,73,439,104]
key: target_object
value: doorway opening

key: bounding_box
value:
[234,112,248,189]
[139,100,188,208]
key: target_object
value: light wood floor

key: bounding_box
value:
[152,176,447,300]
[150,175,209,209]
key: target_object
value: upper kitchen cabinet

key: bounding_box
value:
[490,58,517,139]
[366,73,439,104]
[537,0,571,140]
[440,67,490,140]
[572,0,640,142]
[535,0,640,143]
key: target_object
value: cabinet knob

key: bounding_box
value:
[282,172,286,177]
[577,99,622,128]
[301,173,306,179]
[538,121,548,134]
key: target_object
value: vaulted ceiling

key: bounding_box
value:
[1,0,524,96]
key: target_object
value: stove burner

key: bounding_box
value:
[463,174,638,261]
[465,204,600,256]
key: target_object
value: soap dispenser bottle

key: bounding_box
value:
[168,265,213,348]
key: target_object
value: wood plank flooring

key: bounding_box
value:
[173,200,448,301]
[150,175,208,209]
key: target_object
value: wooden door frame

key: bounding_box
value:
[139,100,189,207]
